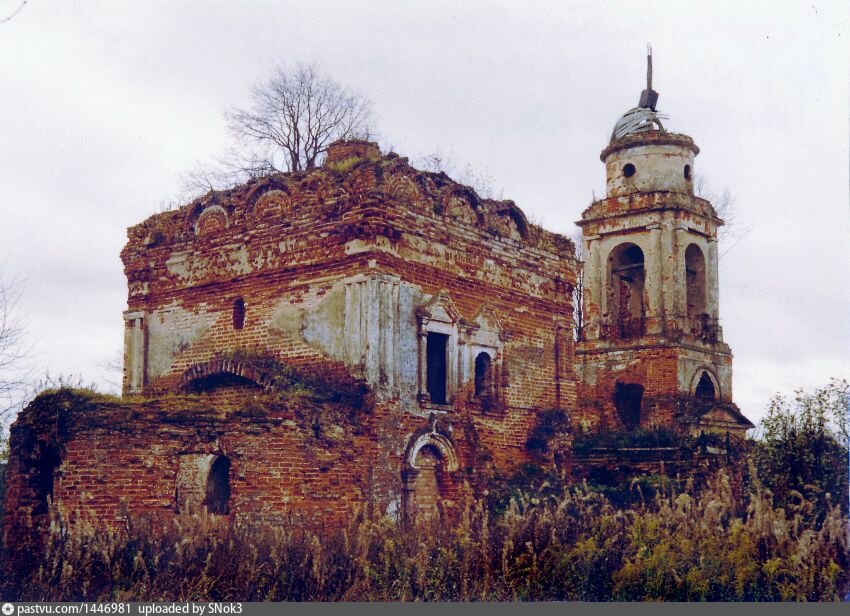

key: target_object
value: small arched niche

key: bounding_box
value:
[205,455,231,515]
[685,243,707,319]
[608,243,645,337]
[194,205,229,236]
[232,297,246,330]
[474,352,493,399]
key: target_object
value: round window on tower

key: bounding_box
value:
[623,163,636,178]
[684,164,692,180]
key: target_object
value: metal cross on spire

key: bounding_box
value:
[639,44,659,110]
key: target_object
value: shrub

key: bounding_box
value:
[752,379,849,520]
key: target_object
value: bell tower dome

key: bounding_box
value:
[574,49,753,439]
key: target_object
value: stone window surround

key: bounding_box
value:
[416,290,506,407]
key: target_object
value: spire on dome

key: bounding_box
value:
[638,44,659,110]
[610,45,667,142]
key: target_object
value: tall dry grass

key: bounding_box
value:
[6,472,848,602]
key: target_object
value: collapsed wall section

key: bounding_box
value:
[0,384,490,588]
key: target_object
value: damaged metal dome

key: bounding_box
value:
[610,45,668,142]
[611,106,668,142]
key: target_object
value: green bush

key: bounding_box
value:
[572,426,683,456]
[752,379,849,521]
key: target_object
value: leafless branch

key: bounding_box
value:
[0,0,27,25]
[694,174,752,258]
[415,147,501,199]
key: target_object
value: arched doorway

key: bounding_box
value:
[402,432,459,524]
[411,445,441,521]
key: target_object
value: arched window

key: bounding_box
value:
[608,243,645,338]
[695,372,717,401]
[685,244,706,319]
[232,298,245,330]
[205,456,231,515]
[474,352,493,398]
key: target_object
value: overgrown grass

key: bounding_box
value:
[8,474,848,601]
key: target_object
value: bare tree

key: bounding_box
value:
[417,147,501,199]
[226,63,373,174]
[694,174,750,258]
[571,232,585,341]
[0,272,29,422]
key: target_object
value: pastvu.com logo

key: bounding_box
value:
[2,603,14,616]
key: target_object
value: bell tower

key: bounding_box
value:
[575,49,753,438]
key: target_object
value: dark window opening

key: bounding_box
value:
[684,164,692,180]
[695,372,716,401]
[613,383,643,430]
[426,332,448,404]
[205,456,231,515]
[474,352,493,398]
[31,443,61,516]
[233,297,245,330]
[623,163,636,178]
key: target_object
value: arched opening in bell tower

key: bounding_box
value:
[685,244,707,319]
[695,371,717,401]
[608,243,645,338]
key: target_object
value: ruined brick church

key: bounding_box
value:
[3,72,753,551]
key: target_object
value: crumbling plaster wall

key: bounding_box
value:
[604,143,695,197]
[121,142,575,419]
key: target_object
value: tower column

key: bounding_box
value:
[585,234,602,339]
[707,237,720,320]
[656,219,675,331]
[672,225,687,327]
[646,223,663,334]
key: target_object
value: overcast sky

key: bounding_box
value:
[0,0,847,427]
